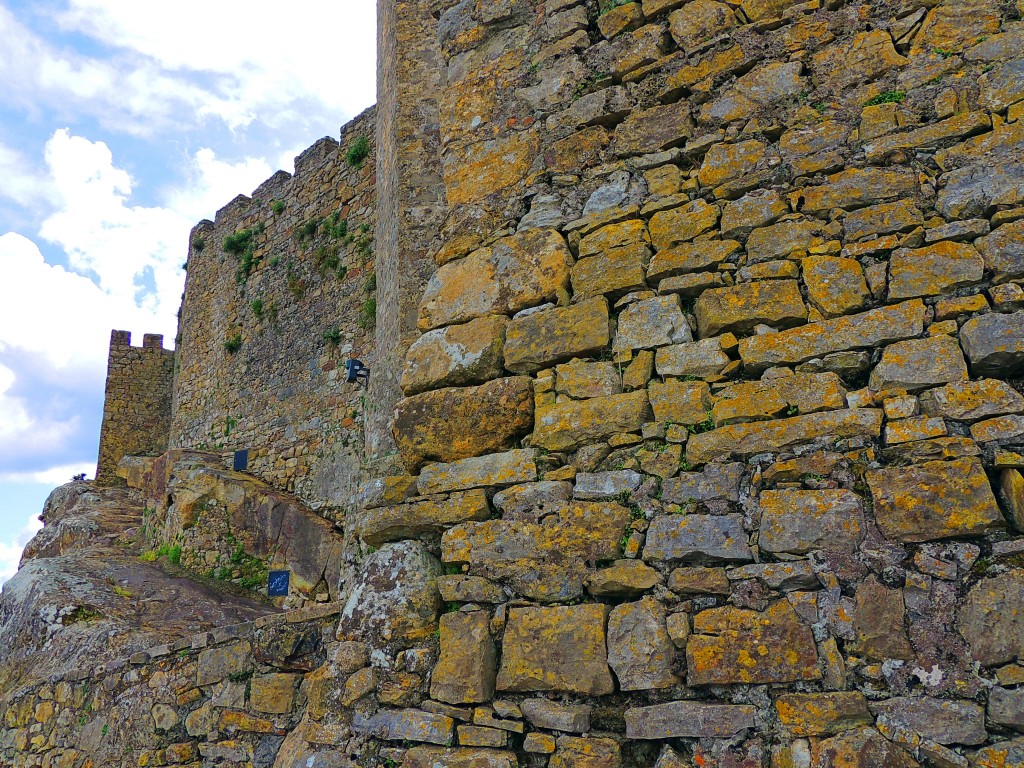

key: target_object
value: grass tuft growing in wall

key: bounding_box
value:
[224,334,243,354]
[864,90,906,106]
[346,135,371,168]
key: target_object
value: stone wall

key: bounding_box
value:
[95,330,174,486]
[0,603,341,768]
[41,0,1024,765]
[169,108,378,520]
[361,0,1024,765]
[369,0,448,464]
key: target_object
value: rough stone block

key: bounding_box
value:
[504,297,610,374]
[959,570,1024,666]
[393,377,534,470]
[648,379,712,426]
[431,611,497,705]
[647,239,739,281]
[533,390,650,451]
[919,378,1024,422]
[694,280,807,338]
[867,457,1003,542]
[661,463,743,503]
[888,241,985,301]
[739,300,926,372]
[870,697,986,746]
[571,244,650,299]
[759,489,865,555]
[418,228,572,331]
[417,450,537,495]
[402,315,509,395]
[624,700,756,739]
[802,256,870,318]
[686,409,883,465]
[687,600,820,685]
[496,604,615,695]
[607,598,680,690]
[614,295,692,351]
[775,693,872,737]
[644,513,752,563]
[357,489,491,548]
[960,311,1024,377]
[353,709,455,745]
[655,337,731,379]
[868,335,968,393]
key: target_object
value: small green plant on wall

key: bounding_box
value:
[270,199,285,214]
[346,135,371,168]
[224,333,243,354]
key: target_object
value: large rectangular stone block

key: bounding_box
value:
[625,701,756,739]
[393,377,534,470]
[504,297,610,373]
[533,390,651,451]
[496,604,615,695]
[738,300,926,372]
[686,409,883,465]
[866,457,1003,542]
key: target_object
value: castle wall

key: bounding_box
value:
[169,108,378,520]
[95,330,174,486]
[362,0,1024,764]
[368,0,448,463]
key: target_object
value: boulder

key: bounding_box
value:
[336,542,442,647]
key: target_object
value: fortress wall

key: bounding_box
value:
[368,0,448,464]
[169,108,378,520]
[357,0,1024,764]
[95,330,174,485]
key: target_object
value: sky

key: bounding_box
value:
[0,0,377,582]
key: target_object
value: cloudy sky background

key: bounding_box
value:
[0,0,377,581]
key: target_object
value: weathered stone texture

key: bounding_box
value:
[392,377,534,469]
[687,600,821,685]
[867,458,1003,542]
[496,605,615,695]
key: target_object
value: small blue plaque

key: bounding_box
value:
[233,449,249,471]
[268,570,290,597]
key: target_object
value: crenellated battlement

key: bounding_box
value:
[95,330,175,485]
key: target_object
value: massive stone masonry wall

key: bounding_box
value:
[369,0,448,463]
[96,330,175,486]
[170,108,378,521]
[23,0,1024,765]
[354,0,1024,765]
[0,603,341,768]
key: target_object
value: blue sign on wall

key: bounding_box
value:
[233,449,249,471]
[268,570,290,597]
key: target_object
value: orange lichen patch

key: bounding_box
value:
[775,692,872,737]
[867,457,1003,542]
[686,600,820,685]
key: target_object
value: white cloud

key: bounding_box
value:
[0,142,54,208]
[57,0,377,124]
[0,232,166,372]
[0,513,44,584]
[0,362,76,461]
[164,147,273,223]
[37,129,189,321]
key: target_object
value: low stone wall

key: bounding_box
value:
[0,604,341,768]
